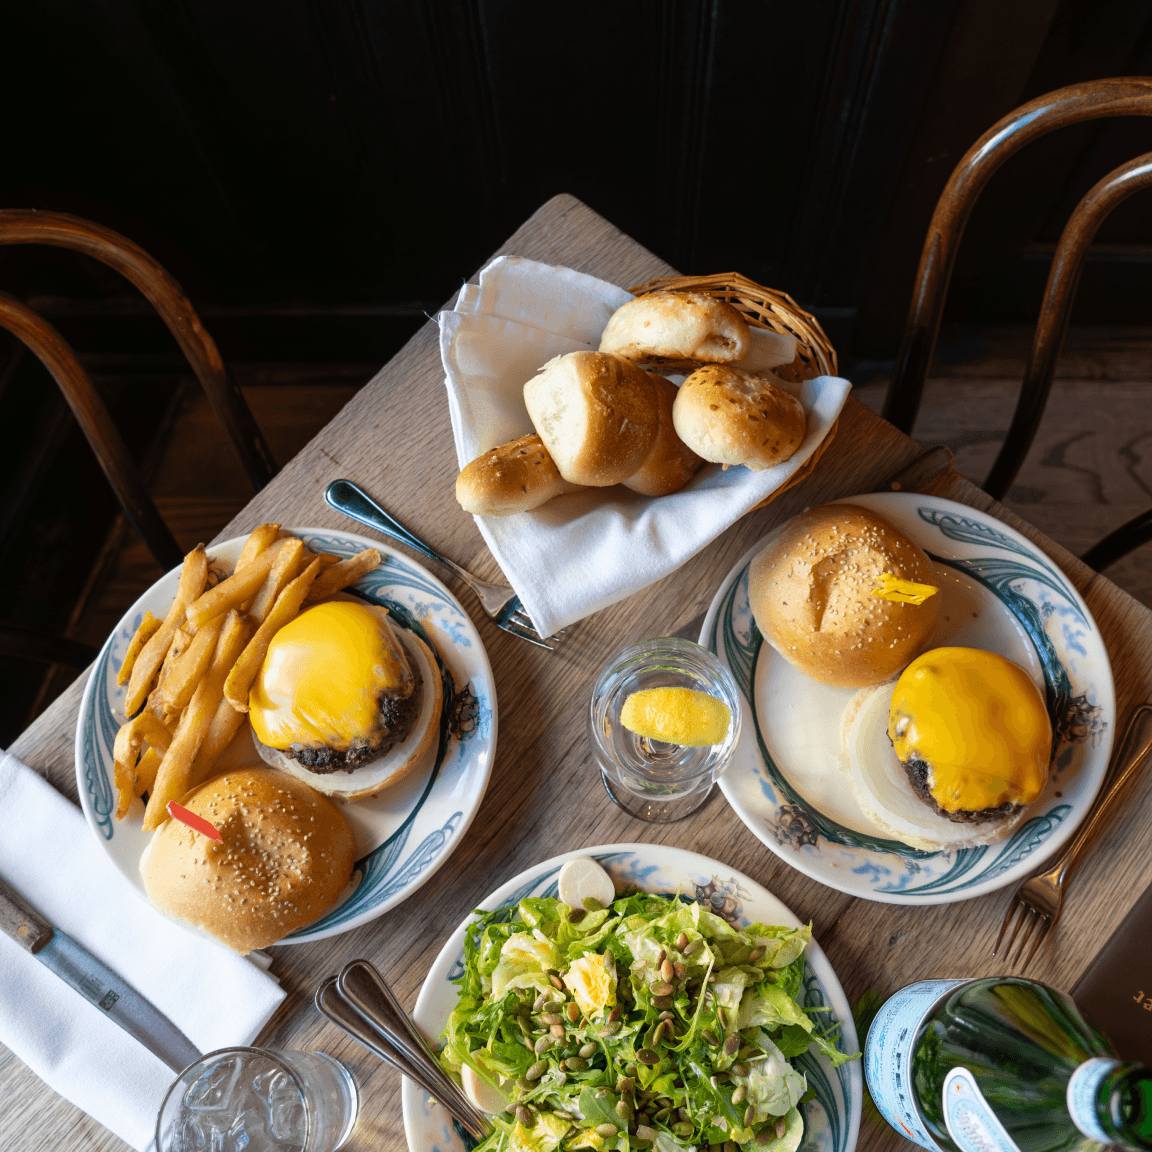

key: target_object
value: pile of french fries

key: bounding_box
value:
[112,524,380,831]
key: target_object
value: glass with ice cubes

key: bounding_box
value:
[156,1046,358,1152]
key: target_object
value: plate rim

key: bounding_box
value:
[73,525,498,943]
[704,491,1116,905]
[401,841,862,1152]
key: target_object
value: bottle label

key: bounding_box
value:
[865,979,967,1151]
[943,1067,1022,1152]
[1066,1057,1119,1144]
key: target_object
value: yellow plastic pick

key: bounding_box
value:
[871,572,939,605]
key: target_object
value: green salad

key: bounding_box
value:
[438,888,856,1152]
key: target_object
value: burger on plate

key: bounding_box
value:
[248,600,443,800]
[841,646,1053,849]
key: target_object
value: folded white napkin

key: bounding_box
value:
[439,256,853,637]
[0,752,286,1152]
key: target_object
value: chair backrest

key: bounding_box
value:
[882,77,1152,502]
[0,210,277,570]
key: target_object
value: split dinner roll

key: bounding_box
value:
[524,351,660,486]
[599,291,750,374]
[455,433,584,516]
[673,365,806,471]
[749,503,940,688]
[140,767,355,954]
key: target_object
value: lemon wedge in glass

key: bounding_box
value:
[620,687,731,746]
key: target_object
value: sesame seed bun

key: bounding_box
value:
[140,767,355,954]
[748,503,940,688]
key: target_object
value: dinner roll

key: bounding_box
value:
[748,503,940,688]
[672,365,806,471]
[456,434,584,516]
[599,291,750,374]
[621,375,705,496]
[524,351,659,486]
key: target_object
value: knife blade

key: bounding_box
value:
[0,872,201,1072]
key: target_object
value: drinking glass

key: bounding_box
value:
[589,636,742,822]
[156,1046,358,1152]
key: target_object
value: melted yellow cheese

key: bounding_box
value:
[249,602,407,750]
[888,647,1051,812]
[871,572,939,604]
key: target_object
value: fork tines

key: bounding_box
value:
[993,898,1051,974]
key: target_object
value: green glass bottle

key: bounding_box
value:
[866,977,1152,1152]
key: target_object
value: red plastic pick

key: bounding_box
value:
[167,801,222,842]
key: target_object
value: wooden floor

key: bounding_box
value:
[20,328,1152,736]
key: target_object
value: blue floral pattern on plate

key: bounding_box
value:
[73,527,497,943]
[403,845,860,1152]
[704,493,1115,905]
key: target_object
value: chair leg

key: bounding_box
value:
[1082,510,1152,572]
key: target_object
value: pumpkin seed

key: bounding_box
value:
[534,1035,553,1055]
[684,936,702,955]
[616,1076,634,1095]
[549,974,564,991]
[609,1004,624,1023]
[564,1057,588,1072]
[594,1124,618,1138]
[550,1023,565,1038]
[676,1121,694,1137]
[733,1062,750,1077]
[724,1035,740,1056]
[673,961,686,980]
[615,1099,634,1122]
[653,982,674,997]
[744,1104,755,1127]
[727,1141,740,1152]
[568,908,586,923]
[583,897,604,911]
[661,958,674,981]
[731,1085,747,1104]
[676,931,689,950]
[579,1042,597,1059]
[525,1060,547,1080]
[516,1105,532,1126]
[602,1019,621,1035]
[776,1119,788,1139]
[653,995,672,1011]
[656,948,666,966]
[637,1048,659,1065]
[636,1125,657,1143]
[533,992,549,1011]
[757,1131,773,1146]
[539,1013,561,1025]
[702,1029,719,1046]
[566,1003,580,1023]
[678,1107,691,1121]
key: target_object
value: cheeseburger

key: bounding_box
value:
[841,647,1053,849]
[749,503,940,689]
[248,600,442,800]
[141,767,355,953]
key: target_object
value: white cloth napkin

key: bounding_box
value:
[0,752,286,1152]
[439,256,853,638]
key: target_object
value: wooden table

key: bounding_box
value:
[5,194,1152,1152]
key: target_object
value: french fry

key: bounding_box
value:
[188,699,247,786]
[142,610,252,830]
[249,537,309,624]
[304,548,381,602]
[124,544,208,716]
[134,747,162,797]
[224,557,323,713]
[147,614,225,718]
[184,544,282,632]
[116,612,162,686]
[112,713,173,820]
[235,522,281,571]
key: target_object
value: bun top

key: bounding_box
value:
[140,767,355,953]
[250,602,411,752]
[599,291,750,373]
[524,351,659,486]
[749,503,940,688]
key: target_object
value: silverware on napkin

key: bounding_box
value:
[315,959,491,1140]
[0,872,201,1072]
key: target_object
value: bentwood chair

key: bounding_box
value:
[881,77,1152,573]
[0,210,278,665]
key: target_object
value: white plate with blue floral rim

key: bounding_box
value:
[703,492,1115,905]
[74,527,497,943]
[402,843,861,1152]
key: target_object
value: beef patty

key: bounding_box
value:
[901,756,1018,824]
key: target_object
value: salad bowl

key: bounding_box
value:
[402,843,861,1152]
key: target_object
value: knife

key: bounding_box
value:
[0,873,201,1072]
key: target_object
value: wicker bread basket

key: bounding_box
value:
[627,272,840,506]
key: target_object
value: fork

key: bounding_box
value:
[993,702,1152,972]
[324,478,560,649]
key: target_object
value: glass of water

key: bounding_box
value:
[589,636,742,823]
[156,1047,358,1152]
